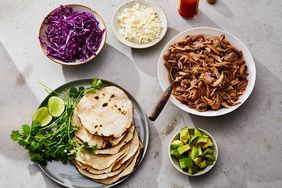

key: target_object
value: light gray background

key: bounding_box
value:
[0,0,282,188]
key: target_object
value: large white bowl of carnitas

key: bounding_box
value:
[158,27,256,117]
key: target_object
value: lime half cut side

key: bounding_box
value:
[48,96,65,117]
[32,107,52,126]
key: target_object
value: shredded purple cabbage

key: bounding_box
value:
[39,5,105,62]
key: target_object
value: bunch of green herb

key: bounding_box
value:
[10,79,103,165]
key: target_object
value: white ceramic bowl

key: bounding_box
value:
[39,4,107,66]
[158,27,256,116]
[111,0,167,49]
[168,128,218,176]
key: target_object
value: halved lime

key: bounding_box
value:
[48,96,65,117]
[32,107,52,126]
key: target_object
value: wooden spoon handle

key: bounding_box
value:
[148,82,174,121]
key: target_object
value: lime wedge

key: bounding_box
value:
[32,107,52,126]
[48,96,65,117]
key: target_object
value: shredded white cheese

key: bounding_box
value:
[118,3,162,44]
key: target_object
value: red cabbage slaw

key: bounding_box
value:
[39,5,105,63]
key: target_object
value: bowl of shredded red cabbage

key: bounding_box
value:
[39,5,106,65]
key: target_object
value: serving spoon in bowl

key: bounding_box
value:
[148,67,184,121]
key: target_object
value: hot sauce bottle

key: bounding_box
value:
[178,0,199,18]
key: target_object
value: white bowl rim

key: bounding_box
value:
[157,27,256,117]
[111,0,168,49]
[168,127,218,176]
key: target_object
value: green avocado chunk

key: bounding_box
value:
[180,127,190,144]
[177,144,191,155]
[200,160,207,169]
[202,138,214,149]
[203,148,213,155]
[171,140,184,150]
[196,136,208,147]
[170,150,182,159]
[198,147,203,156]
[194,128,203,137]
[193,157,202,166]
[179,158,194,169]
[202,134,209,139]
[205,154,216,162]
[188,135,199,146]
[206,161,214,165]
[188,166,199,174]
[189,147,199,159]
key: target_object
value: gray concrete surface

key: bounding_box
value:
[1,0,282,187]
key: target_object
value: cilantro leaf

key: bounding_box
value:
[92,79,103,89]
[22,124,30,134]
[10,130,21,141]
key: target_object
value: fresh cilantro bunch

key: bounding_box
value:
[10,79,103,165]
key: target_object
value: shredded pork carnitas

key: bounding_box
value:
[164,34,248,112]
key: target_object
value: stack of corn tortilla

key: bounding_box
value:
[71,86,143,185]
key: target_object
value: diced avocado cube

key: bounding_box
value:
[189,147,199,159]
[179,158,194,169]
[200,160,207,169]
[198,147,203,156]
[180,127,190,144]
[170,150,181,159]
[188,167,193,174]
[206,161,214,165]
[179,159,186,169]
[192,157,202,166]
[205,154,216,162]
[194,128,203,137]
[177,144,191,155]
[203,148,213,155]
[202,134,209,139]
[171,140,184,150]
[188,135,199,146]
[196,137,208,147]
[202,138,214,149]
[188,166,199,174]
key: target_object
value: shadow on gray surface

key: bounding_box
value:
[0,41,61,188]
[187,10,221,29]
[131,27,179,77]
[189,58,282,187]
[211,0,233,18]
[0,42,37,161]
[62,43,140,96]
[117,121,162,188]
[28,164,62,188]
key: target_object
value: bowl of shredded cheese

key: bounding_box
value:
[112,0,167,48]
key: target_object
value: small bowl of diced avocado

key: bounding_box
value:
[168,126,218,176]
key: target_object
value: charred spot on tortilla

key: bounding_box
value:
[102,103,108,107]
[105,141,112,148]
[94,96,99,100]
[102,93,105,96]
[109,94,116,102]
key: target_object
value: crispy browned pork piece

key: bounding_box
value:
[164,34,248,112]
